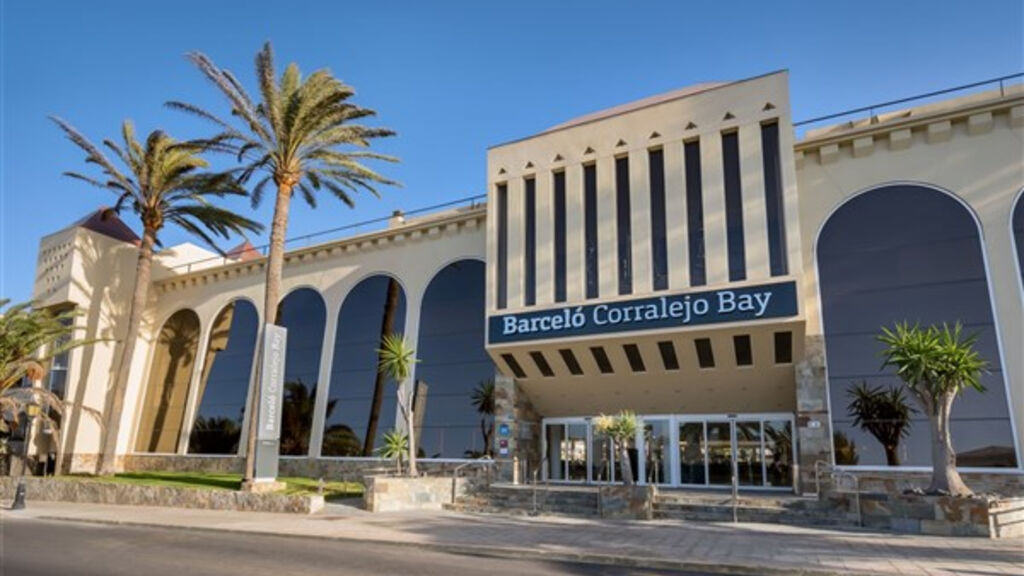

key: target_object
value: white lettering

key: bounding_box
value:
[753,292,772,317]
[503,316,518,335]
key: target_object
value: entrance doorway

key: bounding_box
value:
[542,413,795,491]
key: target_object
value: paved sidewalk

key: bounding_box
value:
[2,501,1021,575]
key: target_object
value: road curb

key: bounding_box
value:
[29,512,879,576]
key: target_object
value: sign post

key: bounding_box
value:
[254,323,286,483]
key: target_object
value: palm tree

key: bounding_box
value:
[878,322,988,496]
[363,278,401,456]
[377,333,419,476]
[376,428,409,475]
[52,119,263,476]
[470,379,495,458]
[594,411,638,485]
[170,42,398,484]
[846,381,916,466]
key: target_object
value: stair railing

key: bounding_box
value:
[830,470,862,527]
[451,456,495,504]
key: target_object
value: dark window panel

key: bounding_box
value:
[502,353,527,379]
[684,140,706,286]
[733,334,753,366]
[761,122,789,276]
[275,288,328,457]
[559,349,584,376]
[649,148,668,291]
[590,346,614,374]
[496,183,508,309]
[529,351,555,377]
[623,344,645,372]
[657,341,680,370]
[615,156,633,295]
[694,338,715,369]
[721,131,746,282]
[553,171,568,303]
[584,164,599,299]
[523,177,537,306]
[774,331,793,364]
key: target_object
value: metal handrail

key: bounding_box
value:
[830,470,862,527]
[813,459,832,496]
[450,456,494,504]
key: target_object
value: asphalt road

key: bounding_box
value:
[0,517,714,576]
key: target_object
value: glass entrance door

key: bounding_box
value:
[544,421,588,482]
[706,420,734,486]
[676,415,794,490]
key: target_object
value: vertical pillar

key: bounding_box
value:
[795,334,833,493]
[565,164,585,301]
[664,141,689,290]
[493,373,541,483]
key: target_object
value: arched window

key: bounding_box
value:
[416,260,494,459]
[322,275,406,457]
[276,288,327,456]
[136,309,201,453]
[819,184,1016,468]
[187,299,259,454]
[1014,191,1024,290]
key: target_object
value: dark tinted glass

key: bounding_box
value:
[417,260,495,458]
[501,354,527,379]
[558,349,583,376]
[496,183,508,309]
[189,300,259,454]
[1013,194,1024,287]
[553,171,567,302]
[761,122,789,276]
[820,185,1015,468]
[322,276,406,457]
[623,344,645,372]
[649,149,668,290]
[529,351,555,377]
[615,156,632,295]
[774,331,793,364]
[524,177,537,306]
[721,131,746,281]
[733,334,753,366]
[136,309,201,453]
[684,141,706,286]
[657,341,680,370]
[694,338,715,369]
[584,164,599,299]
[276,288,327,456]
[590,346,613,374]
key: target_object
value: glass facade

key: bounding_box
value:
[523,177,537,306]
[416,260,495,458]
[1014,192,1024,287]
[584,164,599,299]
[684,140,706,286]
[615,156,633,295]
[495,183,508,309]
[553,171,567,303]
[276,288,327,456]
[188,300,258,454]
[761,122,789,276]
[648,148,668,291]
[323,276,406,457]
[136,309,201,453]
[721,131,746,282]
[819,185,1017,468]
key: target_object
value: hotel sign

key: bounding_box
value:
[488,281,798,344]
[255,323,287,481]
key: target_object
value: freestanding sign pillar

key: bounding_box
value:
[254,323,287,482]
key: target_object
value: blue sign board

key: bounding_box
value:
[488,281,798,345]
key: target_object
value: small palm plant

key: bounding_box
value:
[377,333,419,476]
[376,429,409,475]
[847,381,916,466]
[593,411,638,486]
[470,379,495,458]
[52,119,263,475]
[878,322,987,496]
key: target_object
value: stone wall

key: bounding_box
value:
[795,334,832,493]
[363,475,483,512]
[493,374,542,483]
[598,485,655,520]
[0,476,324,514]
[841,470,1024,497]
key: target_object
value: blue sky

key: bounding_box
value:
[1,0,1022,302]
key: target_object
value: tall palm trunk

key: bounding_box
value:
[618,444,634,486]
[363,278,399,456]
[928,393,971,495]
[98,228,156,476]
[243,184,292,484]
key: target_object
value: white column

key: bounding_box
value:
[629,149,652,294]
[664,141,689,290]
[177,315,212,455]
[565,164,585,301]
[535,171,554,306]
[777,121,803,278]
[308,297,340,457]
[740,123,770,280]
[506,178,525,308]
[597,156,617,297]
[701,134,729,286]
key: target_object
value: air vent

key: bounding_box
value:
[694,338,715,369]
[558,349,584,376]
[501,353,527,379]
[763,102,776,111]
[623,344,645,373]
[525,161,534,169]
[657,341,679,370]
[529,351,555,377]
[498,168,507,175]
[553,153,564,162]
[733,334,753,366]
[649,131,661,139]
[774,331,793,364]
[590,346,614,374]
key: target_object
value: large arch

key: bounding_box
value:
[321,274,407,457]
[818,183,1017,469]
[276,287,328,456]
[187,299,259,455]
[135,308,201,453]
[416,259,494,459]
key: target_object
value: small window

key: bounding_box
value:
[722,131,746,282]
[553,171,567,302]
[584,164,599,299]
[733,334,753,366]
[524,177,537,306]
[615,156,632,295]
[774,331,793,364]
[694,338,715,369]
[496,183,509,309]
[623,344,645,372]
[501,353,527,379]
[559,349,584,376]
[590,346,614,374]
[657,341,680,370]
[684,140,706,286]
[529,351,555,377]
